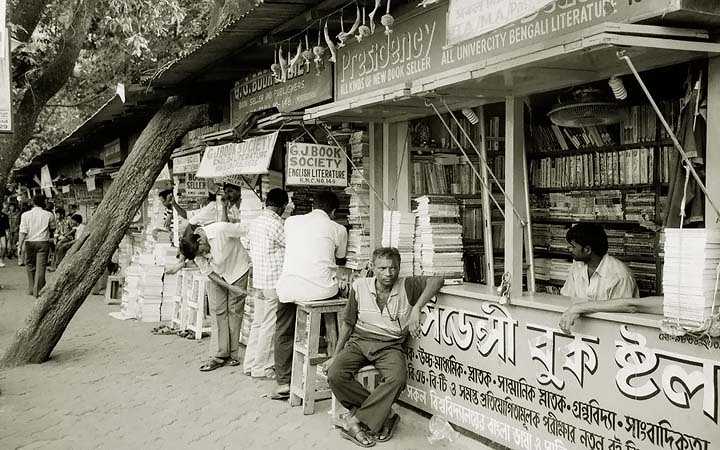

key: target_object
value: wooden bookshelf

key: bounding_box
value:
[528,140,673,159]
[531,183,657,193]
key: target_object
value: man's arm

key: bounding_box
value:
[408,276,445,338]
[559,296,663,333]
[323,289,358,374]
[207,272,247,297]
[172,198,188,219]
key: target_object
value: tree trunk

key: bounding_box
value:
[0,97,209,367]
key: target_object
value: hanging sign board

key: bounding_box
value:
[231,65,333,126]
[400,297,720,450]
[0,23,11,133]
[72,183,103,205]
[101,139,122,165]
[446,0,554,46]
[196,132,279,178]
[184,173,208,197]
[286,142,347,187]
[336,0,672,100]
[173,153,201,174]
[40,165,53,190]
[85,175,96,192]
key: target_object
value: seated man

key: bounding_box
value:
[326,247,443,447]
[54,214,84,266]
[561,223,639,302]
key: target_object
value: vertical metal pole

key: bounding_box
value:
[479,106,495,288]
[523,150,536,293]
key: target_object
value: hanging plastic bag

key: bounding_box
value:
[427,415,459,444]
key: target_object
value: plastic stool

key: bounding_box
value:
[105,275,123,305]
[289,298,347,415]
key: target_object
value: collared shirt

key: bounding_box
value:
[75,223,86,239]
[276,209,348,302]
[343,276,428,343]
[198,222,250,284]
[19,206,55,242]
[247,209,285,290]
[189,201,241,226]
[561,254,639,301]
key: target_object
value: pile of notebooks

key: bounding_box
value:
[382,210,415,276]
[663,229,720,324]
[414,195,464,281]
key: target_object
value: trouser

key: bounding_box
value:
[243,287,279,377]
[327,337,407,433]
[274,301,297,385]
[206,273,248,360]
[25,241,50,296]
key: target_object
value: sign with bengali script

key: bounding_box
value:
[285,142,347,187]
[173,153,201,174]
[447,0,554,46]
[230,65,333,126]
[196,132,279,178]
[336,0,671,100]
[400,296,720,450]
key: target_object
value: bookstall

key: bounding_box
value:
[304,1,720,449]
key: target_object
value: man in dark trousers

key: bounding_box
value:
[326,247,443,447]
[18,195,56,296]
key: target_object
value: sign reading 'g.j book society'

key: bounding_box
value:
[285,142,347,187]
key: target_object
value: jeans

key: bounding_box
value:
[206,273,248,360]
[25,241,50,296]
[243,288,279,377]
[274,301,297,385]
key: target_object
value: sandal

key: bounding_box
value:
[199,358,226,372]
[376,413,400,442]
[226,358,241,366]
[337,422,375,448]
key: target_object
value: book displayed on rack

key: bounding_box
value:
[345,130,371,271]
[414,195,464,281]
[382,210,415,277]
[663,229,720,324]
[531,124,616,151]
[411,153,504,195]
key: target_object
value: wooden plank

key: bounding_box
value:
[479,106,495,288]
[504,97,526,297]
[369,123,384,248]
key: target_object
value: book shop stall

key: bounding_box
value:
[302,1,720,449]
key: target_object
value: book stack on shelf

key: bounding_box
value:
[345,131,371,271]
[531,124,616,150]
[625,192,656,222]
[287,186,349,225]
[411,154,504,195]
[662,229,720,325]
[533,258,572,293]
[624,231,656,259]
[414,195,464,282]
[606,229,625,257]
[624,104,657,143]
[382,210,415,276]
[413,214,423,276]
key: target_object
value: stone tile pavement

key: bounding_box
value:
[0,262,489,450]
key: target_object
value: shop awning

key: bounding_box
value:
[195,131,279,178]
[305,23,720,122]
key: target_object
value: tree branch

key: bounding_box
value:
[9,0,52,42]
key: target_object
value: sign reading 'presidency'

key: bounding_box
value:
[336,0,670,100]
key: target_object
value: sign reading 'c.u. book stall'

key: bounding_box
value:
[231,64,333,126]
[335,0,675,100]
[400,298,720,450]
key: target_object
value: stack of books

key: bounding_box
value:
[625,192,656,222]
[627,261,657,295]
[414,195,464,281]
[382,210,415,276]
[413,214,423,276]
[138,264,165,322]
[120,264,141,319]
[345,164,371,271]
[663,229,720,324]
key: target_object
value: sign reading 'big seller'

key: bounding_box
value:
[336,0,670,100]
[401,298,720,450]
[286,142,347,187]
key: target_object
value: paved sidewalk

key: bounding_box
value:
[0,262,484,449]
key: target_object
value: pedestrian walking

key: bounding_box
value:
[18,195,56,296]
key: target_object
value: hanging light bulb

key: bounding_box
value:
[461,108,479,125]
[609,76,627,100]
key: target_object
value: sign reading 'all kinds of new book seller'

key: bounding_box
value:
[335,0,672,100]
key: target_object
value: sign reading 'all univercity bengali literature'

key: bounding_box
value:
[196,132,279,178]
[335,0,670,100]
[285,142,347,187]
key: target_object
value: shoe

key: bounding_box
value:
[0,262,6,267]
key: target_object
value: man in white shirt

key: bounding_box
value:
[180,221,250,371]
[561,223,639,302]
[271,191,348,399]
[18,195,56,296]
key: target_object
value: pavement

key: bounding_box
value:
[0,261,486,450]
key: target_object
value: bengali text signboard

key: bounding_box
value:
[286,142,347,187]
[173,153,201,174]
[336,0,670,100]
[400,296,720,450]
[196,132,279,178]
[231,65,333,126]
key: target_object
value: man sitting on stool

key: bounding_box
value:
[325,247,443,447]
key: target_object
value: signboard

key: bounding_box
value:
[0,1,11,133]
[400,297,720,450]
[447,0,554,45]
[231,65,333,126]
[40,165,53,190]
[72,183,103,205]
[184,173,208,197]
[336,0,668,100]
[173,153,201,174]
[286,142,348,187]
[101,139,122,165]
[196,132,279,178]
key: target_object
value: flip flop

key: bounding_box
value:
[199,358,226,372]
[336,423,375,448]
[269,385,290,400]
[226,358,241,366]
[376,413,400,442]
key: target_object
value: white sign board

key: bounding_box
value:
[173,153,201,174]
[0,0,10,133]
[446,0,554,46]
[184,173,208,197]
[196,132,278,178]
[40,165,53,189]
[286,142,348,187]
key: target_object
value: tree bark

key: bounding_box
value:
[0,97,209,367]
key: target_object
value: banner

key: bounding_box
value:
[40,165,53,189]
[286,142,347,187]
[447,0,554,45]
[0,0,10,133]
[173,153,201,174]
[196,132,279,178]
